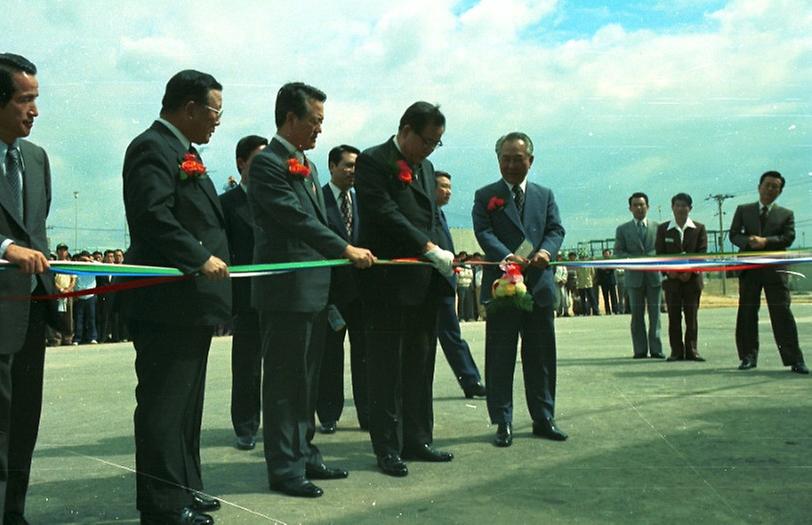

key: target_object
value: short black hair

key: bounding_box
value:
[92,250,102,257]
[628,192,649,206]
[236,135,268,162]
[103,249,115,257]
[759,170,785,189]
[0,53,37,107]
[671,192,693,207]
[399,101,445,134]
[435,170,451,180]
[328,144,360,167]
[161,70,222,114]
[275,82,326,128]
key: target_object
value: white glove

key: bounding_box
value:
[424,246,455,277]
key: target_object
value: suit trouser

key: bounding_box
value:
[364,297,438,457]
[436,296,481,389]
[317,299,368,427]
[735,269,804,365]
[577,288,599,315]
[130,321,213,512]
[663,278,701,358]
[260,310,326,483]
[485,303,557,425]
[0,300,47,518]
[230,310,262,439]
[600,284,619,314]
[627,284,663,356]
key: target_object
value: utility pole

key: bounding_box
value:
[73,191,79,249]
[706,193,734,295]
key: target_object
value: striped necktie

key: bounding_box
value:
[5,146,23,218]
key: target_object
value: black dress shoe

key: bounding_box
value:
[738,356,757,370]
[686,354,706,362]
[3,512,30,525]
[532,418,568,441]
[319,421,337,434]
[650,353,666,359]
[494,423,512,447]
[234,435,256,450]
[666,354,684,362]
[306,463,349,480]
[463,382,487,399]
[633,354,647,359]
[790,361,810,374]
[401,443,454,462]
[269,478,323,498]
[377,453,408,477]
[191,493,220,513]
[141,507,213,525]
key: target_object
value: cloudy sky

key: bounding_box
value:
[5,0,811,253]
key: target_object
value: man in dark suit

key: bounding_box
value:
[655,193,708,361]
[472,132,566,448]
[614,192,664,358]
[434,170,486,399]
[220,135,267,451]
[94,250,115,343]
[355,102,456,477]
[0,52,56,525]
[729,171,808,374]
[316,144,370,434]
[122,70,230,525]
[248,83,375,498]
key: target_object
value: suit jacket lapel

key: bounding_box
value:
[500,182,525,235]
[323,187,349,242]
[0,176,24,231]
[20,141,43,231]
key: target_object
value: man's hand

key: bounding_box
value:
[4,244,49,274]
[343,245,376,269]
[529,251,551,269]
[505,254,528,266]
[200,255,229,280]
[748,235,767,250]
[424,246,455,277]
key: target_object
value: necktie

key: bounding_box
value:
[759,205,769,233]
[637,220,646,244]
[512,185,524,220]
[5,147,23,218]
[299,151,316,195]
[340,190,352,237]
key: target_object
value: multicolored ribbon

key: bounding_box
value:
[1,251,809,301]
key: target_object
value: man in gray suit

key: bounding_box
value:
[614,192,664,358]
[0,53,55,525]
[730,171,808,374]
[248,83,374,498]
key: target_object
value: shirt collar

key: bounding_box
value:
[240,182,248,193]
[328,181,352,202]
[156,118,191,151]
[502,178,527,194]
[635,217,648,228]
[667,217,695,231]
[0,139,23,175]
[758,200,775,212]
[274,134,299,157]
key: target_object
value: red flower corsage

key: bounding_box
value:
[486,196,505,213]
[288,158,311,177]
[396,160,413,184]
[179,153,206,180]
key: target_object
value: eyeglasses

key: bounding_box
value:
[203,104,224,119]
[419,134,443,149]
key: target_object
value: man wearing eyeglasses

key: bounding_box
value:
[355,102,456,477]
[121,70,230,525]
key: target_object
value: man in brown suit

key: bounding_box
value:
[655,193,708,361]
